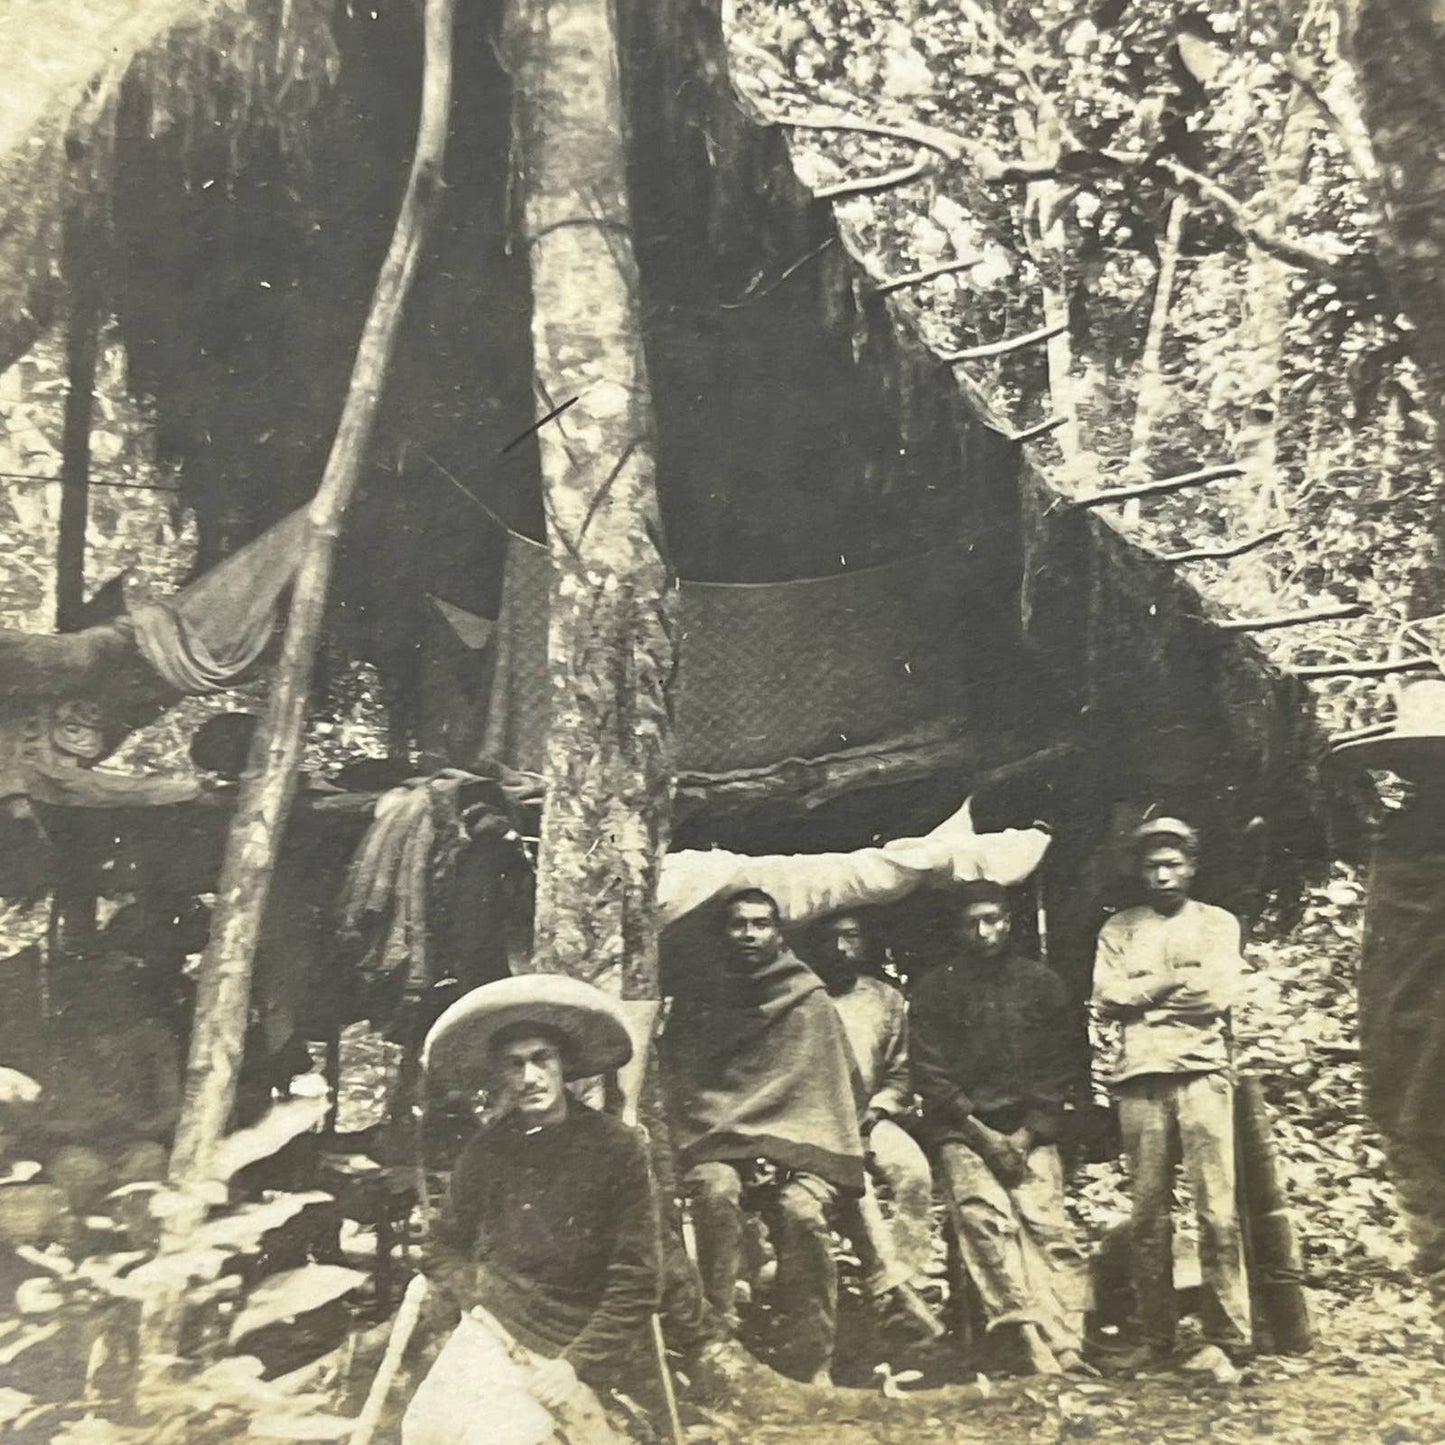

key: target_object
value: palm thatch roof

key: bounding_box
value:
[0,0,335,372]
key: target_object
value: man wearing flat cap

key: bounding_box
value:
[1091,818,1251,1371]
[910,879,1086,1376]
[404,975,660,1445]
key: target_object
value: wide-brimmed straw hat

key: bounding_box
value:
[422,974,633,1088]
[1332,678,1445,777]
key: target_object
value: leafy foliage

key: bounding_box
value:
[732,0,1444,744]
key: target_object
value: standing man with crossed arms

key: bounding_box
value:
[1092,818,1251,1373]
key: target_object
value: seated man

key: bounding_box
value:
[407,975,660,1445]
[662,889,865,1385]
[812,911,940,1335]
[30,957,181,1214]
[910,880,1087,1376]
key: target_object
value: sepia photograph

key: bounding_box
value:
[0,0,1441,1439]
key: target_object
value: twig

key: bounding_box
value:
[1162,526,1290,563]
[943,317,1068,363]
[1157,158,1346,278]
[1074,463,1244,508]
[1285,56,1381,191]
[651,1314,686,1445]
[876,255,982,295]
[1215,603,1368,633]
[1289,656,1437,680]
[814,151,931,200]
[351,1275,429,1445]
[720,236,836,309]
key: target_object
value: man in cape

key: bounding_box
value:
[661,887,866,1384]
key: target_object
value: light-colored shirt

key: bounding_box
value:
[1091,900,1244,1086]
[829,975,913,1120]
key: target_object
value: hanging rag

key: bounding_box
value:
[125,508,311,694]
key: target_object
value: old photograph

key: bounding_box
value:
[0,0,1441,1439]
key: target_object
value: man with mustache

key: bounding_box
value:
[407,975,659,1445]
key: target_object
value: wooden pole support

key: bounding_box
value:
[876,255,982,295]
[943,317,1068,363]
[1329,721,1395,745]
[815,152,931,200]
[1162,526,1290,564]
[1009,414,1067,444]
[1215,602,1368,633]
[1074,463,1245,509]
[1290,656,1437,680]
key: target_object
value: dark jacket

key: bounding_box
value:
[909,950,1076,1144]
[433,1100,661,1383]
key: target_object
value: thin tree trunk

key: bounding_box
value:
[1226,93,1313,595]
[56,220,102,633]
[1123,197,1187,526]
[1345,0,1445,607]
[505,0,677,1001]
[140,0,455,1367]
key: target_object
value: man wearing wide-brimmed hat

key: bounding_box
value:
[403,975,659,1445]
[1091,817,1251,1376]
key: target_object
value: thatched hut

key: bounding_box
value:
[0,0,1353,1011]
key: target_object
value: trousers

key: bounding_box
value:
[936,1137,1085,1355]
[684,1160,839,1375]
[402,1310,623,1445]
[1117,1070,1251,1350]
[843,1119,934,1295]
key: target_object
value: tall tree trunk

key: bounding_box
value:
[1343,0,1445,1313]
[505,0,677,1002]
[1344,0,1445,606]
[139,0,455,1369]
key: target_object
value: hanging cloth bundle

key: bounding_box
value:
[338,770,481,995]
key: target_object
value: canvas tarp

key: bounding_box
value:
[478,531,975,777]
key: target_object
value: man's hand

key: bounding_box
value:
[965,1119,1027,1187]
[530,1355,581,1410]
[985,1138,1028,1188]
[0,1068,40,1106]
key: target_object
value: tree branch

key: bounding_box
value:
[1156,157,1347,278]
